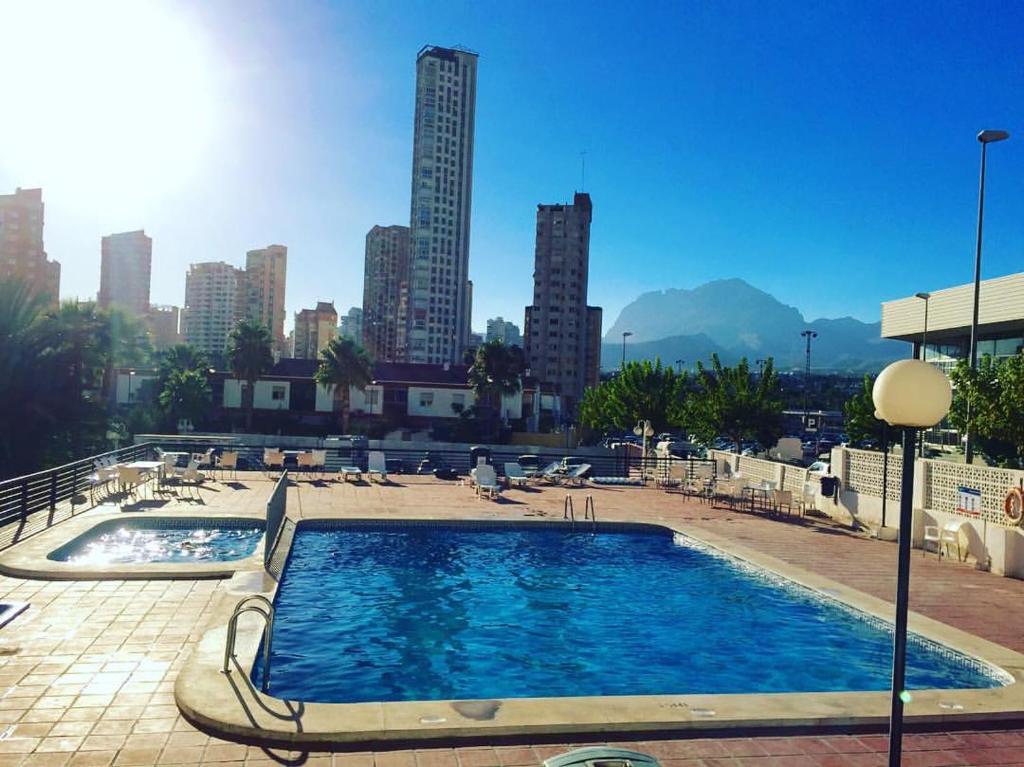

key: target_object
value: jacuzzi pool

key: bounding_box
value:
[253,521,1009,703]
[49,517,264,565]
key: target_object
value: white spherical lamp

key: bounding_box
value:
[872,359,952,427]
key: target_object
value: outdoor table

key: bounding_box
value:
[742,485,771,513]
[161,451,191,468]
[122,460,166,492]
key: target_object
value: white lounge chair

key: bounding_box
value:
[535,462,564,484]
[367,451,388,482]
[561,463,592,486]
[504,462,529,488]
[475,465,501,500]
[339,465,362,482]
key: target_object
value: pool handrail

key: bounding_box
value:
[223,594,275,693]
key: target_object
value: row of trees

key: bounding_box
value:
[843,354,1024,469]
[579,355,785,451]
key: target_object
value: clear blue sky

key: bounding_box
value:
[1,0,1021,335]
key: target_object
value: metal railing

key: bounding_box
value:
[0,443,153,549]
[223,595,275,693]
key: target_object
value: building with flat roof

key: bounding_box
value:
[245,244,288,352]
[182,262,246,359]
[486,316,522,347]
[403,45,479,365]
[99,229,152,316]
[362,224,410,362]
[882,273,1024,374]
[294,301,338,359]
[339,306,364,346]
[524,192,603,415]
[0,187,60,305]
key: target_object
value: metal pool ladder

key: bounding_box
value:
[563,495,575,529]
[584,495,597,531]
[223,595,275,693]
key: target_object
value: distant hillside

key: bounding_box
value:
[602,278,905,372]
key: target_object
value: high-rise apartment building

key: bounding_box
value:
[403,45,478,365]
[0,187,60,305]
[245,245,287,351]
[486,316,522,347]
[98,230,152,316]
[145,305,182,350]
[182,262,246,359]
[523,193,603,414]
[339,307,364,346]
[293,301,338,359]
[362,225,410,363]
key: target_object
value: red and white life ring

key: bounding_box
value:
[1004,488,1024,526]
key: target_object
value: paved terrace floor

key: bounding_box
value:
[0,472,1023,767]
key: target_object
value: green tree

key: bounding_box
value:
[681,354,783,453]
[314,336,373,433]
[38,301,114,459]
[578,359,686,434]
[468,340,525,411]
[227,319,274,431]
[159,369,212,430]
[843,374,886,448]
[0,280,52,476]
[158,343,210,380]
[949,355,1024,467]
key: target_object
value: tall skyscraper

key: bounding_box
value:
[486,316,522,347]
[182,262,246,359]
[523,193,603,414]
[98,230,152,316]
[403,45,478,365]
[0,187,60,305]
[293,301,338,359]
[362,224,410,363]
[245,244,287,351]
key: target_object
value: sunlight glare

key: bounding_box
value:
[0,0,221,205]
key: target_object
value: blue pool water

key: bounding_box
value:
[254,523,1007,703]
[50,517,263,565]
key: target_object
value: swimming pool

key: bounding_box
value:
[253,522,1008,703]
[49,517,264,565]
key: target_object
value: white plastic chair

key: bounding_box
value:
[475,465,501,500]
[367,451,388,482]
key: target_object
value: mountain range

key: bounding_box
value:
[601,279,906,373]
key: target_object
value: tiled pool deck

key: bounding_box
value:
[1,473,1024,766]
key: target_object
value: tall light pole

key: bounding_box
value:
[914,292,931,458]
[756,358,766,377]
[127,370,136,404]
[800,331,817,437]
[965,129,1010,465]
[621,331,633,370]
[675,359,685,374]
[873,360,952,767]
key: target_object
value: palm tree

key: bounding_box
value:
[314,337,373,433]
[158,344,209,381]
[468,340,525,410]
[0,280,49,474]
[159,369,212,431]
[227,319,274,431]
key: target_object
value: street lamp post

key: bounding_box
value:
[633,419,655,481]
[756,358,766,377]
[621,331,633,370]
[872,360,952,767]
[914,292,931,458]
[800,330,817,438]
[675,359,685,374]
[127,370,136,404]
[965,129,1010,465]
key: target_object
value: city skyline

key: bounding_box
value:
[0,1,1021,335]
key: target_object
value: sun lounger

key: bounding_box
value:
[535,462,564,483]
[561,463,591,486]
[339,466,362,482]
[367,451,388,482]
[504,462,530,487]
[474,465,501,500]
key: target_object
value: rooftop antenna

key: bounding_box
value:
[580,150,587,191]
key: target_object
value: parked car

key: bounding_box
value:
[807,460,831,476]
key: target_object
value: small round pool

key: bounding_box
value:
[48,517,264,565]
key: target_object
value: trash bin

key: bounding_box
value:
[469,445,491,468]
[543,748,661,767]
